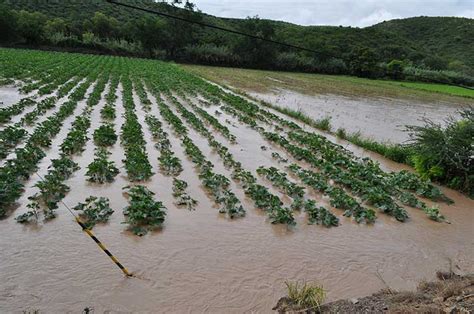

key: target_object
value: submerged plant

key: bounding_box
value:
[304,200,339,227]
[86,148,119,183]
[93,124,117,147]
[123,185,167,236]
[159,151,183,176]
[73,196,114,229]
[172,178,198,210]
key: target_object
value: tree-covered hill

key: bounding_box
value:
[1,0,473,85]
[371,17,474,69]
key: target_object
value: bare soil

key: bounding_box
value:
[274,272,474,313]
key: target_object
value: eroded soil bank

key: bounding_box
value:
[274,272,474,313]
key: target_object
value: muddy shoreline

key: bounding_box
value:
[274,272,474,313]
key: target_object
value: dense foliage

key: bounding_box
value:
[0,0,472,85]
[405,109,474,197]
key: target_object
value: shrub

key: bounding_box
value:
[182,44,240,66]
[406,108,473,197]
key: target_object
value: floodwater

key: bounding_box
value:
[248,88,470,143]
[0,83,473,313]
[0,85,24,108]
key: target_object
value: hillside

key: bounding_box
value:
[372,17,474,68]
[2,0,473,82]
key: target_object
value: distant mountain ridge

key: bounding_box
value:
[4,0,474,73]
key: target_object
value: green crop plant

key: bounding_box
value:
[93,124,117,147]
[60,115,91,155]
[86,148,119,183]
[123,185,167,236]
[0,124,28,159]
[304,200,339,227]
[172,178,198,210]
[0,97,36,123]
[159,151,183,176]
[73,196,114,229]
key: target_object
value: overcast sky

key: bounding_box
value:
[190,0,474,27]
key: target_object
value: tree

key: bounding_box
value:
[87,12,119,39]
[162,1,203,57]
[348,47,379,78]
[134,17,168,56]
[44,18,68,35]
[423,55,448,70]
[234,16,276,68]
[0,3,17,43]
[386,59,405,80]
[15,10,47,44]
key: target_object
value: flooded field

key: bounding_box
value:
[249,88,467,143]
[0,85,23,108]
[1,50,473,313]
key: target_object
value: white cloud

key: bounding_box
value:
[189,0,474,26]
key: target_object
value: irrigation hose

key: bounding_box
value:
[34,172,133,277]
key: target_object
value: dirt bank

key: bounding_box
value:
[274,272,474,313]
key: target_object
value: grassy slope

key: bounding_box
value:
[183,64,474,101]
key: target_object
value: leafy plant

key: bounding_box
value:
[0,124,28,159]
[123,185,167,236]
[304,200,339,227]
[73,196,114,229]
[159,150,183,176]
[93,124,117,147]
[86,148,119,183]
[172,178,198,210]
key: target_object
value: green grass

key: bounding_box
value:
[398,81,474,98]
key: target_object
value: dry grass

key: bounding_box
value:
[285,280,326,310]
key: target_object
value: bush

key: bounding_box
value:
[386,59,405,80]
[403,66,474,87]
[406,108,473,196]
[182,44,240,66]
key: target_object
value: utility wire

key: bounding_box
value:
[105,0,319,54]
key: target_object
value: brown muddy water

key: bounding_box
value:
[248,88,470,143]
[0,84,473,313]
[0,85,25,108]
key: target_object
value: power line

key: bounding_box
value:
[105,0,319,54]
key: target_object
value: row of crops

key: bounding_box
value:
[0,48,453,235]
